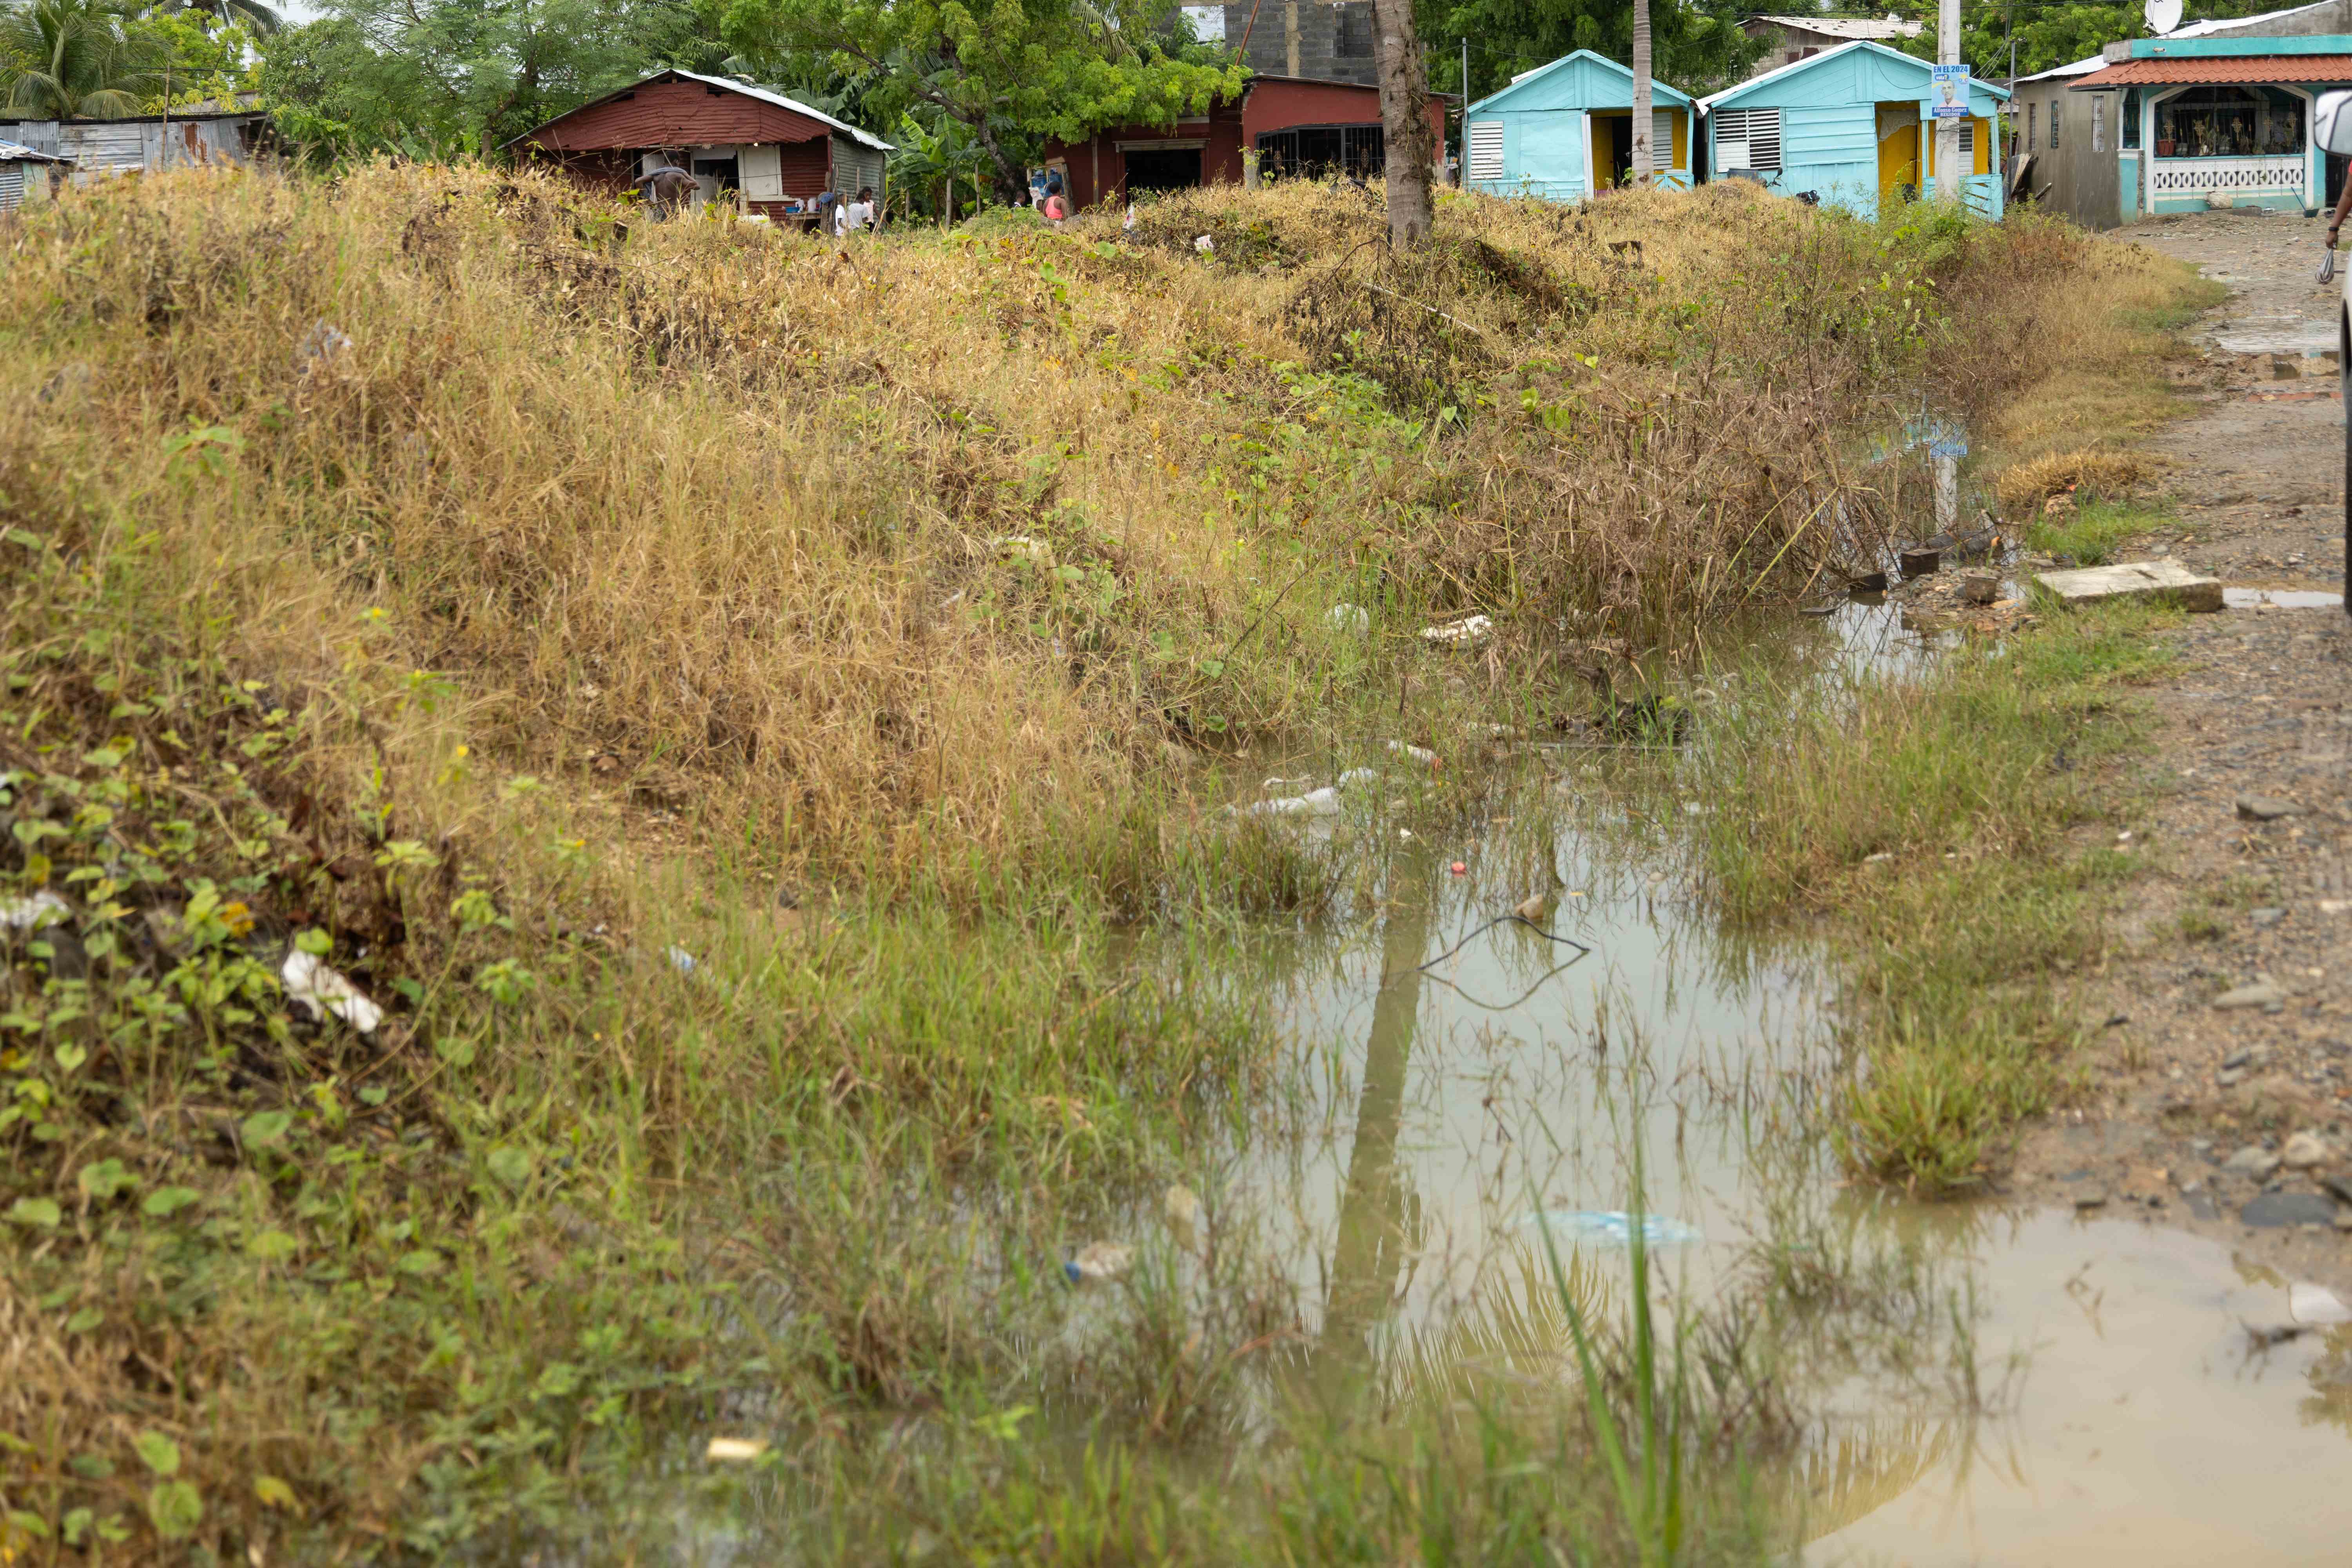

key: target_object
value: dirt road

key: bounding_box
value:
[2011,209,2352,1290]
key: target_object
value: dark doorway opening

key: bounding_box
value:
[1604,115,1632,188]
[1122,147,1204,192]
[1256,124,1385,180]
[692,156,740,196]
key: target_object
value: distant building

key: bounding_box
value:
[0,110,264,180]
[1180,1,1379,87]
[1042,77,1443,209]
[1463,51,1699,201]
[0,140,69,210]
[509,71,891,221]
[2012,0,2352,228]
[1740,14,1923,80]
[1697,40,2007,219]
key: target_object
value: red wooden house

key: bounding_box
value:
[1044,77,1446,209]
[509,70,892,221]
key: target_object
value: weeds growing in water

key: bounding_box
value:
[1680,604,2176,1191]
[0,151,2215,1559]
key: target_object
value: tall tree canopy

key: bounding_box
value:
[1414,0,1760,104]
[1889,0,2295,81]
[2,0,167,116]
[710,0,1245,200]
[260,0,721,154]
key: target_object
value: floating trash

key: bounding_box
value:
[1163,1185,1201,1251]
[1244,787,1341,818]
[2291,1281,2352,1325]
[1064,1241,1134,1283]
[1327,603,1370,634]
[1519,1210,1704,1249]
[706,1437,768,1463]
[665,946,699,974]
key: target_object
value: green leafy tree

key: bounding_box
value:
[1418,0,1760,106]
[141,8,264,104]
[1890,0,2292,82]
[887,106,992,221]
[260,0,718,155]
[711,0,1247,202]
[2,0,168,116]
[150,0,282,36]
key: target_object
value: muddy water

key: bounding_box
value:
[1219,757,2352,1564]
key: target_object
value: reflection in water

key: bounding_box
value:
[1319,859,1432,1380]
[1235,752,2352,1568]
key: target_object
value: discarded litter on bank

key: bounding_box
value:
[1422,614,1492,648]
[0,890,71,930]
[280,950,384,1034]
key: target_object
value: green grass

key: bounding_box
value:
[2027,494,2172,566]
[0,160,2220,1561]
[1681,604,2176,1191]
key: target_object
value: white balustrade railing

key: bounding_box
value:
[2148,154,2306,197]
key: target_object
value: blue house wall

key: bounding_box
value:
[1699,40,2009,220]
[1464,50,1697,202]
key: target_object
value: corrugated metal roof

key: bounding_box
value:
[2013,53,2108,85]
[1747,14,1922,40]
[666,72,894,152]
[1700,38,2010,110]
[505,71,894,154]
[2163,0,2337,40]
[2071,54,2352,85]
[0,140,69,163]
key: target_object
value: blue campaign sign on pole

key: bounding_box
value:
[1931,65,1970,119]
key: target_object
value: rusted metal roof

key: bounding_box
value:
[2070,55,2352,87]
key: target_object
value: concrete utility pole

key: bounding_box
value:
[1936,0,1961,201]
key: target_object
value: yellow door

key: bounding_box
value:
[1878,120,1920,209]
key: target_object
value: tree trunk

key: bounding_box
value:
[1631,0,1653,184]
[1369,0,1435,248]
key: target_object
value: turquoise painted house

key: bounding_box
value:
[1463,51,1698,201]
[1697,40,2010,220]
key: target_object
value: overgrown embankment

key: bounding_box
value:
[0,164,2186,1561]
[1672,227,2215,1194]
[4,167,2154,892]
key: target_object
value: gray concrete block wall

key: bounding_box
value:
[1218,1,1378,86]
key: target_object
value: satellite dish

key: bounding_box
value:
[2146,0,2183,34]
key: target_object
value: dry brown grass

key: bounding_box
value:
[0,163,2216,1562]
[1992,447,2148,513]
[0,164,2142,897]
[1981,231,2218,464]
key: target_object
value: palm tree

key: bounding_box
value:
[149,0,283,35]
[1631,0,1653,184]
[1,0,168,118]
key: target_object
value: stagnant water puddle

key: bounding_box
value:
[1189,746,2352,1563]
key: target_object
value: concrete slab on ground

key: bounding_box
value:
[2035,559,2224,612]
